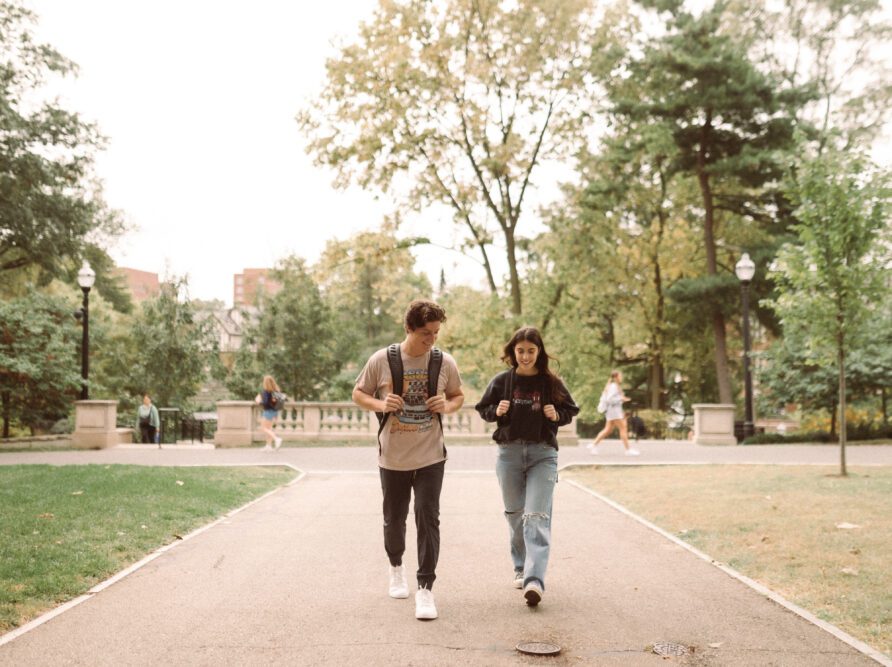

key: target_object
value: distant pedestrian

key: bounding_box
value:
[136,394,160,445]
[352,299,464,621]
[255,375,284,451]
[475,326,579,607]
[588,370,639,455]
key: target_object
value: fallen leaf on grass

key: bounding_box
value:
[70,490,83,496]
[175,480,184,486]
[760,535,770,543]
[141,524,148,530]
[836,522,861,530]
[849,548,861,555]
[37,513,53,519]
[708,643,723,649]
[841,568,859,576]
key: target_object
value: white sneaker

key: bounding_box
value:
[523,580,544,607]
[625,448,641,456]
[415,587,438,620]
[513,572,524,589]
[388,565,409,599]
[588,444,599,455]
[274,437,283,450]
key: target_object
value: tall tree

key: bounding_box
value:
[767,150,889,475]
[313,226,432,355]
[613,1,812,402]
[761,0,892,152]
[298,0,627,315]
[126,278,219,409]
[0,2,122,281]
[0,290,82,437]
[226,257,341,401]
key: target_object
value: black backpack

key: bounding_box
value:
[375,343,444,446]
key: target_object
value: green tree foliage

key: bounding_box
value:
[0,290,82,437]
[298,0,627,315]
[764,0,892,152]
[124,279,220,409]
[766,150,889,474]
[612,1,813,403]
[0,2,123,284]
[226,257,340,401]
[313,225,432,362]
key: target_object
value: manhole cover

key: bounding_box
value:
[516,641,561,656]
[652,642,690,657]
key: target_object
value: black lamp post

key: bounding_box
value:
[76,260,96,400]
[735,253,756,439]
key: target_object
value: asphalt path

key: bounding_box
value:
[1,441,890,666]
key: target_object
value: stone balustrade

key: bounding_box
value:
[214,401,578,447]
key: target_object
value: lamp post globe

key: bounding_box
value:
[76,260,95,400]
[735,253,755,439]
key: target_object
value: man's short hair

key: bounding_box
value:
[405,299,447,331]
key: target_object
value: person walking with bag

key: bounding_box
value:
[136,394,160,444]
[475,326,579,607]
[254,375,284,450]
[352,299,464,621]
[588,370,639,456]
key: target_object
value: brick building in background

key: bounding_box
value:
[233,268,282,307]
[115,267,160,302]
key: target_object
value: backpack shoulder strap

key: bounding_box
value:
[427,347,443,398]
[503,368,515,403]
[387,343,404,396]
[376,344,403,452]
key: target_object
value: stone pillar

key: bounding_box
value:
[214,401,255,447]
[72,400,118,449]
[693,404,737,446]
[303,404,322,437]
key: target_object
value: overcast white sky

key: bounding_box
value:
[28,1,892,306]
[30,0,499,305]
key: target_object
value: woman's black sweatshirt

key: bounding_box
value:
[475,369,579,448]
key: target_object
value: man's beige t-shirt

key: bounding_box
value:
[355,347,462,471]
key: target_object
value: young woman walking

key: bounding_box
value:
[254,375,284,450]
[588,370,639,456]
[475,327,579,607]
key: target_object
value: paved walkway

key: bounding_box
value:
[1,441,890,665]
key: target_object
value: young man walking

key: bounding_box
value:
[353,299,464,620]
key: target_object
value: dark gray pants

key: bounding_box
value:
[379,460,445,590]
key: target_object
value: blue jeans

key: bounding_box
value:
[495,443,558,589]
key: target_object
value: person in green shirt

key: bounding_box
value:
[136,394,160,444]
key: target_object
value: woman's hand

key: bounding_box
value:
[495,400,511,417]
[543,404,558,421]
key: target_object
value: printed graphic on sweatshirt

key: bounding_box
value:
[512,387,542,412]
[390,367,434,433]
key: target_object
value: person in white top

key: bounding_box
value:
[588,370,640,456]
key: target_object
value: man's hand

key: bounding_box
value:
[426,394,447,414]
[381,393,404,413]
[543,404,558,422]
[495,400,511,417]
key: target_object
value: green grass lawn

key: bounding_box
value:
[0,464,297,633]
[563,464,892,657]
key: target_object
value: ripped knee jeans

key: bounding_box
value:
[495,443,558,590]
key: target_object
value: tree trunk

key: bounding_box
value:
[696,120,733,404]
[830,401,838,438]
[505,226,522,315]
[881,387,888,427]
[1,390,9,439]
[838,321,847,476]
